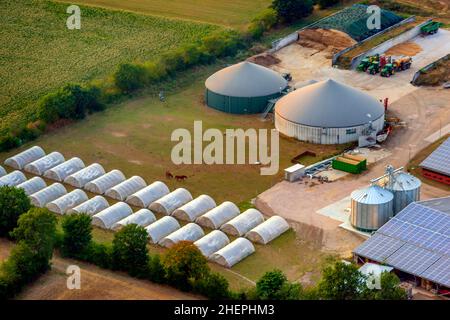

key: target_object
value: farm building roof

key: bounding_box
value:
[205,61,287,97]
[353,197,450,288]
[275,79,384,128]
[419,137,450,177]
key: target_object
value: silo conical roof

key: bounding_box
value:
[205,62,287,97]
[275,79,384,127]
[387,172,421,191]
[351,185,393,205]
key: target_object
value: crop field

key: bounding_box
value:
[57,0,272,28]
[0,0,220,136]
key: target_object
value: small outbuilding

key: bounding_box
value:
[46,189,89,215]
[112,209,157,231]
[148,188,193,215]
[24,152,65,175]
[196,201,240,229]
[220,208,265,237]
[29,183,67,208]
[126,181,170,208]
[0,170,27,187]
[245,216,290,244]
[17,177,47,196]
[159,223,205,248]
[194,230,230,258]
[92,202,133,229]
[145,216,181,244]
[84,170,126,194]
[4,146,45,169]
[67,196,109,216]
[210,238,255,268]
[43,157,85,182]
[172,194,216,222]
[64,163,106,188]
[205,61,288,114]
[105,176,147,201]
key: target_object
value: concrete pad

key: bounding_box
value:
[424,123,450,142]
[339,220,371,239]
[317,196,351,223]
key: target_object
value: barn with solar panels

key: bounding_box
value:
[353,196,450,292]
[419,137,450,185]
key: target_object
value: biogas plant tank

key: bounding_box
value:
[351,185,394,232]
[384,172,421,215]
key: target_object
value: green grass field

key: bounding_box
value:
[58,0,272,28]
[0,0,220,136]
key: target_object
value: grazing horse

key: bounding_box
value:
[165,171,173,179]
[175,175,188,182]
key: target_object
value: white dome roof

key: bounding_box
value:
[205,62,287,97]
[275,79,384,128]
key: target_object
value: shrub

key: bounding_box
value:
[271,0,314,22]
[256,269,287,299]
[318,0,339,9]
[37,87,76,123]
[0,134,21,152]
[162,241,209,291]
[86,241,113,269]
[0,186,31,237]
[112,224,149,278]
[248,8,278,40]
[114,63,148,93]
[193,272,230,299]
[148,254,166,284]
[60,213,92,258]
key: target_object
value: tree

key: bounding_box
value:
[362,272,407,300]
[148,254,166,284]
[112,224,149,278]
[0,186,31,237]
[114,63,148,93]
[162,241,209,291]
[271,0,314,23]
[318,261,365,300]
[61,213,92,258]
[318,0,339,9]
[256,269,302,300]
[193,272,230,299]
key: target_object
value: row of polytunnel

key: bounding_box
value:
[2,146,290,268]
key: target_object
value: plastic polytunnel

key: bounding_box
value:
[43,157,85,182]
[112,209,157,231]
[64,163,105,188]
[172,195,216,222]
[92,202,133,229]
[210,238,255,268]
[126,181,170,208]
[24,152,65,176]
[84,170,126,194]
[220,208,265,237]
[148,188,193,215]
[4,146,45,170]
[194,230,230,258]
[196,201,240,229]
[16,177,47,196]
[159,223,205,248]
[67,196,109,216]
[105,176,146,201]
[0,166,6,177]
[0,171,27,187]
[246,216,290,244]
[29,183,67,208]
[145,216,180,244]
[46,189,89,215]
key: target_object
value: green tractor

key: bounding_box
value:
[380,63,395,77]
[367,61,380,75]
[420,21,441,35]
[357,58,371,72]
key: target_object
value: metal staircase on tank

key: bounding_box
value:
[260,98,279,119]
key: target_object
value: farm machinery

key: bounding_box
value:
[380,56,412,77]
[357,54,412,77]
[420,21,441,35]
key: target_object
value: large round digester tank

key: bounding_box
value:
[350,185,394,232]
[385,172,421,215]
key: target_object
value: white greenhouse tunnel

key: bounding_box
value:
[126,181,170,208]
[196,201,240,229]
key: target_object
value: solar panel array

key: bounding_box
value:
[353,199,450,288]
[419,137,450,176]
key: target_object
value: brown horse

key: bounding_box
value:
[175,175,188,182]
[165,171,173,179]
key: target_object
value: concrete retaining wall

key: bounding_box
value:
[411,53,449,85]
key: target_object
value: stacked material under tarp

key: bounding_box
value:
[112,209,157,231]
[220,208,265,237]
[126,181,170,208]
[0,166,6,177]
[64,163,105,188]
[16,177,47,196]
[0,171,27,187]
[196,201,240,229]
[105,176,146,201]
[149,188,193,215]
[194,230,230,258]
[92,202,133,229]
[210,238,255,268]
[43,157,85,182]
[172,195,216,222]
[159,223,205,248]
[46,189,89,215]
[84,170,126,194]
[4,146,45,169]
[145,216,180,244]
[24,152,65,175]
[246,216,290,244]
[30,183,67,208]
[67,196,109,216]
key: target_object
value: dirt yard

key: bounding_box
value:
[385,41,422,56]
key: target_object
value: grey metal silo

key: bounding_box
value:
[385,172,421,215]
[350,185,394,232]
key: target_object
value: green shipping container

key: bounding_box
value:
[332,158,362,174]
